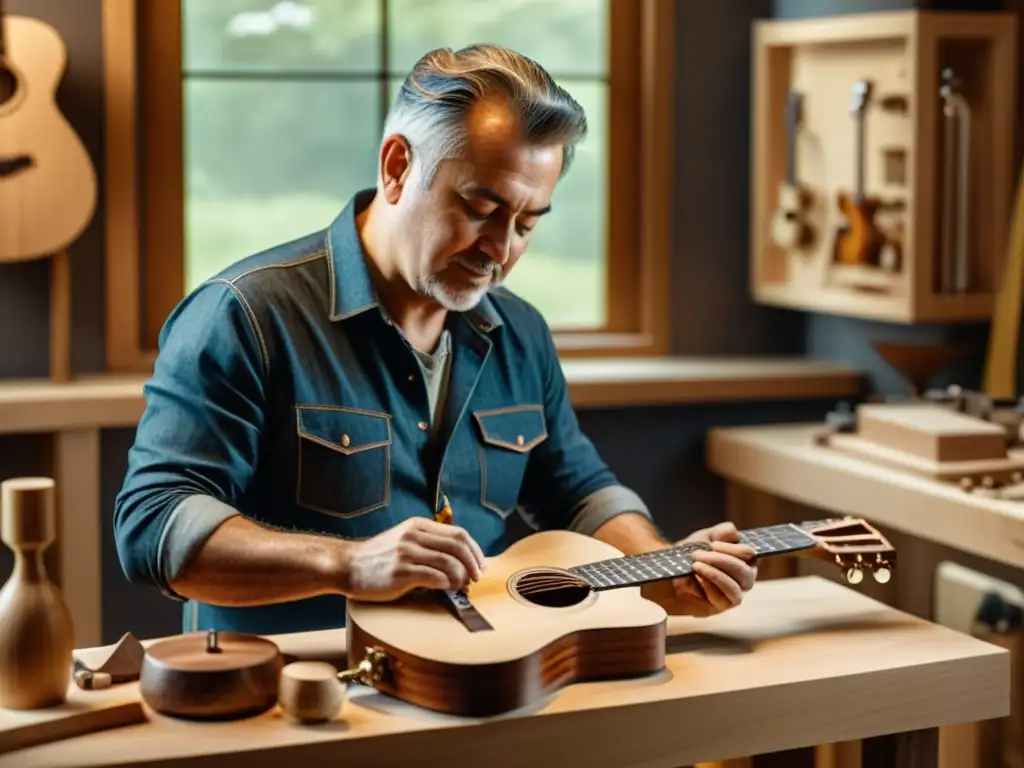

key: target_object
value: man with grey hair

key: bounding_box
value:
[114,44,757,635]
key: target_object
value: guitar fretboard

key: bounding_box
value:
[569,522,822,591]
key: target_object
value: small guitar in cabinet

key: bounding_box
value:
[343,519,895,717]
[832,80,886,267]
[770,89,814,250]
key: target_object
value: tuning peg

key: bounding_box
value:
[844,566,864,584]
[873,566,892,584]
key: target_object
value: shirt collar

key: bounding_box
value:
[326,188,504,332]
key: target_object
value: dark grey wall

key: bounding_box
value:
[672,0,807,354]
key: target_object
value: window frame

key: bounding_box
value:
[102,0,674,372]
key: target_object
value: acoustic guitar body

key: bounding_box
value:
[832,191,886,266]
[0,14,98,262]
[346,531,667,717]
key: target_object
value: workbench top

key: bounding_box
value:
[707,422,1024,570]
[0,576,1007,768]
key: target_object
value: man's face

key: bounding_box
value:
[381,100,562,311]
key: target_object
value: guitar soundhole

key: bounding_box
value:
[509,568,593,609]
[0,65,16,108]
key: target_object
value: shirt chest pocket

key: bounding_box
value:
[295,405,391,518]
[473,405,548,518]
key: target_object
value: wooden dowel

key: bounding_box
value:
[49,249,71,382]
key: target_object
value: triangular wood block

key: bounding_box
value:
[72,633,145,689]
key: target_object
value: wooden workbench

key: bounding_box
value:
[707,422,1024,571]
[0,577,1008,768]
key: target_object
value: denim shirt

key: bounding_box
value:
[113,189,650,635]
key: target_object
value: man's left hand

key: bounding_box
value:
[644,522,758,618]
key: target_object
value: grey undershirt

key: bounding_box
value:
[412,328,452,443]
[156,322,650,596]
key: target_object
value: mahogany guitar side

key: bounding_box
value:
[346,533,666,717]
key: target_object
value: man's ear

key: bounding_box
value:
[380,134,414,203]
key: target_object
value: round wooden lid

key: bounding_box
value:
[281,660,337,683]
[144,631,279,673]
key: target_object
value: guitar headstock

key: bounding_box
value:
[849,79,873,116]
[803,517,895,585]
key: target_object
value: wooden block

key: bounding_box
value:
[857,404,1007,462]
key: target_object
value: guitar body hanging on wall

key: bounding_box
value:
[0,6,98,263]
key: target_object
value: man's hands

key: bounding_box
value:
[343,517,487,601]
[343,516,756,616]
[673,522,758,616]
[642,522,759,618]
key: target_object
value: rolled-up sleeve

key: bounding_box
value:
[113,279,268,600]
[516,314,651,534]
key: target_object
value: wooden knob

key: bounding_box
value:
[1,477,56,549]
[278,661,346,723]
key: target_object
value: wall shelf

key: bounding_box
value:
[750,10,1018,324]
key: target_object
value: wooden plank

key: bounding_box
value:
[0,698,145,757]
[101,0,147,374]
[0,375,146,435]
[0,362,862,437]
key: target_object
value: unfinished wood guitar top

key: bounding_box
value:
[348,532,666,667]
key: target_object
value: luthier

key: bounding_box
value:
[0,2,1020,767]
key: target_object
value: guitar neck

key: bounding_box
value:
[785,127,796,185]
[854,108,866,200]
[783,91,801,185]
[569,522,822,591]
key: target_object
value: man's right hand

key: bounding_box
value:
[343,517,487,601]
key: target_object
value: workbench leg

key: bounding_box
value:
[862,727,939,768]
[52,428,102,649]
[815,740,861,768]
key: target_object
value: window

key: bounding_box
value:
[103,0,673,371]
